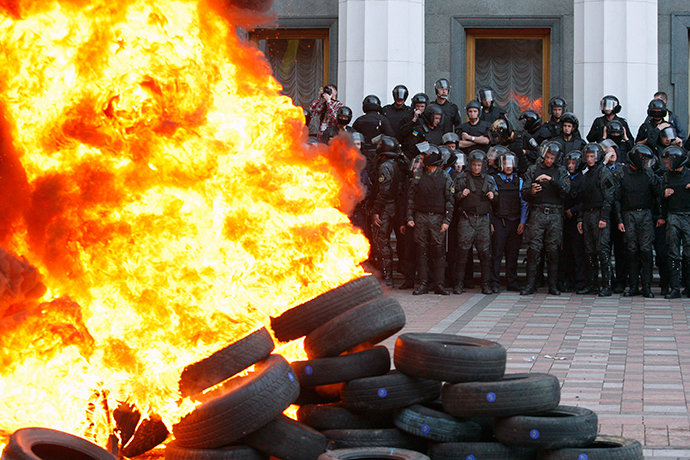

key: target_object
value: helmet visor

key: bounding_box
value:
[456,153,466,167]
[393,87,407,100]
[479,89,494,103]
[660,126,677,140]
[601,98,617,112]
[503,154,516,170]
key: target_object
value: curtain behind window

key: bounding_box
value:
[475,38,543,126]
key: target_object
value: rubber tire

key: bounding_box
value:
[165,443,269,460]
[429,442,536,460]
[271,276,384,342]
[323,428,425,451]
[304,297,406,359]
[297,403,394,431]
[394,333,506,383]
[537,436,643,460]
[442,373,561,418]
[173,354,300,449]
[317,447,430,460]
[292,346,391,387]
[178,327,274,397]
[341,370,441,412]
[494,405,597,449]
[393,404,483,442]
[241,414,329,460]
[294,383,344,406]
[1,428,116,460]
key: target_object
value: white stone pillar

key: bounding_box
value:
[573,0,658,139]
[338,0,425,118]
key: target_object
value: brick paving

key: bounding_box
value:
[382,286,690,459]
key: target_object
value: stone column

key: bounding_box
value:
[338,0,425,118]
[573,0,658,138]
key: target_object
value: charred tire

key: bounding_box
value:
[442,373,560,418]
[179,327,274,397]
[341,370,441,412]
[394,404,482,442]
[537,436,643,460]
[241,414,329,460]
[271,276,383,342]
[323,429,425,451]
[304,297,406,359]
[394,333,506,383]
[297,403,394,431]
[294,383,344,406]
[292,346,391,387]
[165,443,269,460]
[429,442,536,460]
[494,405,597,449]
[317,447,430,460]
[173,354,300,449]
[1,428,117,460]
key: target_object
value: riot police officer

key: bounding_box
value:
[383,85,413,141]
[454,150,497,295]
[322,106,355,144]
[553,112,585,156]
[407,146,455,295]
[604,120,634,161]
[576,143,616,296]
[371,136,406,287]
[353,95,395,175]
[400,95,445,158]
[560,150,587,292]
[534,97,567,145]
[521,140,571,295]
[430,78,461,133]
[477,86,507,123]
[586,95,633,143]
[517,109,543,170]
[457,100,491,155]
[660,146,690,299]
[613,144,662,297]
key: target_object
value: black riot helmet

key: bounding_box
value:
[434,78,451,98]
[423,145,443,166]
[606,120,624,139]
[438,145,452,166]
[660,125,677,142]
[661,145,688,170]
[487,145,510,165]
[392,85,409,102]
[540,140,563,164]
[548,97,567,115]
[600,95,621,114]
[411,92,430,109]
[564,150,584,172]
[445,151,458,168]
[498,152,519,173]
[477,87,495,108]
[468,149,487,164]
[583,142,605,165]
[647,98,668,119]
[362,95,382,113]
[627,144,655,170]
[560,112,579,132]
[337,106,353,125]
[423,104,444,125]
[375,135,400,157]
[489,118,513,144]
[442,132,460,147]
[465,100,482,121]
[518,110,542,133]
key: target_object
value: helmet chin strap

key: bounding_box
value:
[439,94,448,100]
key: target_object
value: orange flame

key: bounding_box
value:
[0,0,368,450]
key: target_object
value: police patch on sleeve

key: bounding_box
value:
[451,185,455,193]
[378,175,385,182]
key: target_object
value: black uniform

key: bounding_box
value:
[321,125,354,144]
[400,115,444,159]
[661,168,690,293]
[644,110,687,141]
[613,164,662,294]
[407,167,455,291]
[560,171,586,291]
[521,160,571,293]
[587,115,633,143]
[578,164,615,294]
[371,155,404,285]
[534,119,562,145]
[454,171,497,293]
[553,134,586,158]
[430,100,461,134]
[479,105,507,124]
[353,112,395,175]
[490,173,526,291]
[456,120,491,156]
[382,103,413,142]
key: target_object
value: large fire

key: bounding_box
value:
[0,0,368,451]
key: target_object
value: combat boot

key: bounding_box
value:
[382,258,394,288]
[598,252,612,296]
[624,251,640,297]
[577,254,600,295]
[479,251,494,295]
[521,248,539,295]
[413,245,429,295]
[665,259,682,299]
[547,251,560,296]
[640,251,654,298]
[413,283,429,295]
[431,247,450,295]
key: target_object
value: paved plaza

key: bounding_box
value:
[381,287,690,459]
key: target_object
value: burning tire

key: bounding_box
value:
[537,436,643,460]
[241,415,329,460]
[394,333,506,383]
[165,442,269,460]
[179,326,275,397]
[428,442,536,460]
[322,428,424,451]
[441,373,560,418]
[393,404,482,442]
[292,346,391,387]
[173,354,300,449]
[271,276,384,342]
[493,406,598,449]
[317,448,430,460]
[1,427,117,460]
[341,370,441,412]
[297,403,394,431]
[304,297,406,359]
